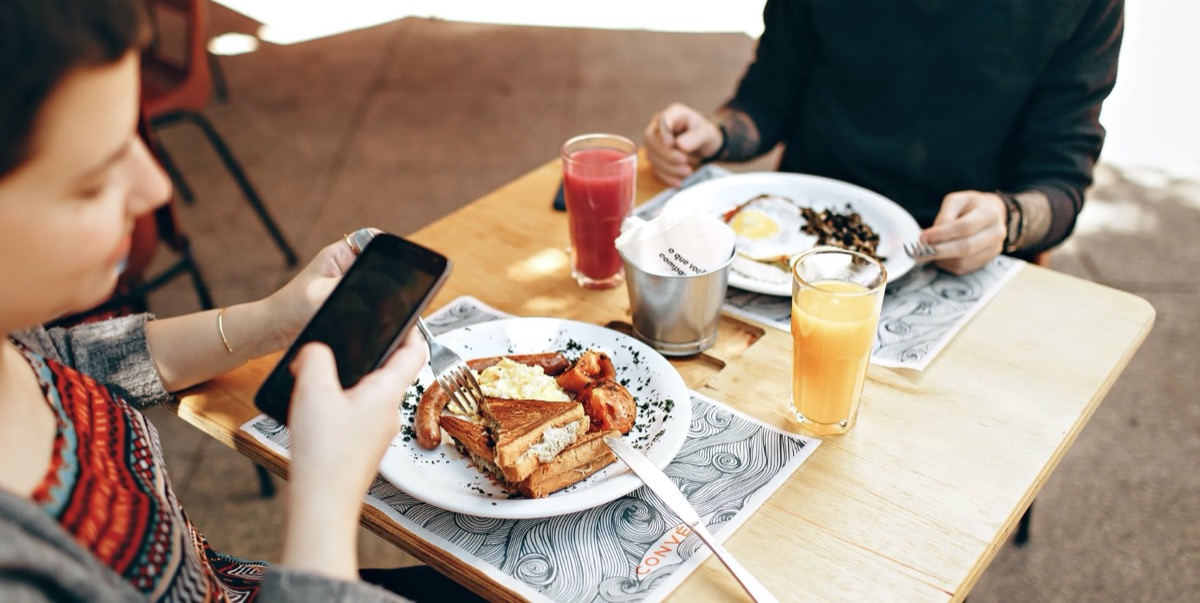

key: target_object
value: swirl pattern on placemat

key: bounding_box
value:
[424,300,506,335]
[352,393,812,602]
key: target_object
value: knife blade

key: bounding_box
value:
[604,436,778,602]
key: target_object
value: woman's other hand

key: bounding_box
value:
[147,230,384,393]
[262,230,379,351]
[642,103,723,187]
[920,191,1006,275]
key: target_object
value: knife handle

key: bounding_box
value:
[692,524,779,603]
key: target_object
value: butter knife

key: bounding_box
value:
[604,436,778,602]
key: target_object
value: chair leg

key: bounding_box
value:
[254,464,276,498]
[152,139,196,204]
[1015,501,1033,547]
[180,240,215,310]
[208,51,229,103]
[152,111,299,267]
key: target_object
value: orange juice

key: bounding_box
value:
[791,279,882,434]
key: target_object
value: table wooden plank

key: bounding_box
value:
[173,154,1154,602]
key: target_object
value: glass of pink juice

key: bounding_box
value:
[561,134,637,289]
[790,247,887,436]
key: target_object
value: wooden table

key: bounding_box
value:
[174,156,1155,602]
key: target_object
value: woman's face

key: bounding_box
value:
[0,52,170,329]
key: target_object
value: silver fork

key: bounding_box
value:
[903,240,938,260]
[415,317,484,416]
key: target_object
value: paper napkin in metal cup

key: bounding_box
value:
[616,211,736,355]
[616,210,736,278]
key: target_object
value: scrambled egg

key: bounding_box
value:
[477,358,570,402]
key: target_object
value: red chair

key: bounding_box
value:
[141,0,297,267]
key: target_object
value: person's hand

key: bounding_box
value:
[642,103,724,187]
[286,330,426,499]
[280,330,428,580]
[919,190,1007,275]
[261,230,380,351]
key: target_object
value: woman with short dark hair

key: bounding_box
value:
[0,1,430,600]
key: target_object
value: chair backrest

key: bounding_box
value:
[141,0,211,117]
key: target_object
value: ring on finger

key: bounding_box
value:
[349,228,376,255]
[343,232,361,256]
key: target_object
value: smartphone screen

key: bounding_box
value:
[254,233,450,424]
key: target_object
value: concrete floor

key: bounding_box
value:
[138,4,1199,601]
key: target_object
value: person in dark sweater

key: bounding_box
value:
[644,0,1123,274]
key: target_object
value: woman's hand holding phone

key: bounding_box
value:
[260,230,379,352]
[266,231,446,581]
[145,234,378,393]
[254,232,450,425]
[280,333,428,580]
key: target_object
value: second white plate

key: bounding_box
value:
[662,172,921,296]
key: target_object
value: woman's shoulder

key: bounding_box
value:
[12,314,151,363]
[10,327,62,363]
[10,314,171,409]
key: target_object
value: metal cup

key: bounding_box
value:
[619,249,735,356]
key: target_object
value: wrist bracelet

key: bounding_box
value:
[997,191,1024,254]
[217,308,234,354]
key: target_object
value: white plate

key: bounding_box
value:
[661,172,921,296]
[380,317,691,519]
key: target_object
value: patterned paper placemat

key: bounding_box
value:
[640,166,1025,371]
[240,297,819,602]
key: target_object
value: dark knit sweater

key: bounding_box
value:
[727,0,1123,253]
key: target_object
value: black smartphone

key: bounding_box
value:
[552,180,566,211]
[254,233,450,425]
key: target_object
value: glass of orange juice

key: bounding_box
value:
[790,246,887,435]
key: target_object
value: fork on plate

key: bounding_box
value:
[903,240,938,260]
[415,317,485,416]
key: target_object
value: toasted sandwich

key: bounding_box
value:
[439,398,618,498]
[482,397,588,483]
[439,415,501,481]
[516,429,618,499]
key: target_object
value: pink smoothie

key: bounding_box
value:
[562,147,635,283]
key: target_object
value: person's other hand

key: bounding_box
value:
[262,230,380,350]
[920,191,1006,275]
[642,103,723,187]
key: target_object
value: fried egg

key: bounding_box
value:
[724,194,818,262]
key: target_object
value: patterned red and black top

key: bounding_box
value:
[21,344,268,601]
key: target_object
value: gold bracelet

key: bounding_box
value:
[217,308,234,354]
